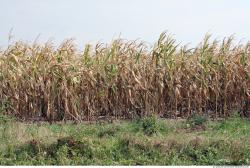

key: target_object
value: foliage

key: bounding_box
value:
[187,114,207,128]
[0,117,250,165]
[141,116,158,136]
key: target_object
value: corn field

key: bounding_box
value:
[0,33,249,121]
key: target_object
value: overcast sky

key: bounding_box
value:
[1,0,250,47]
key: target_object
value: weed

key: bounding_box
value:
[187,114,207,129]
[97,126,118,138]
[56,137,93,159]
[141,116,158,136]
[0,118,249,165]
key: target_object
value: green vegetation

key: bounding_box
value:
[0,33,249,165]
[141,115,158,136]
[0,115,249,165]
[186,114,208,129]
[0,33,249,121]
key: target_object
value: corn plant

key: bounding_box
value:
[0,33,249,121]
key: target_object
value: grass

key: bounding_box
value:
[0,115,249,165]
[0,33,249,121]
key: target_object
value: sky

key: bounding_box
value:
[1,0,250,48]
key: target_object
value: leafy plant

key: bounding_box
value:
[141,116,158,136]
[187,114,207,128]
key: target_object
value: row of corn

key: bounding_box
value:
[0,33,249,121]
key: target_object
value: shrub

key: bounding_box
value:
[142,116,158,136]
[187,114,207,128]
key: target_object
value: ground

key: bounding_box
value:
[0,115,249,165]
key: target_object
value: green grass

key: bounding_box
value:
[0,115,250,165]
